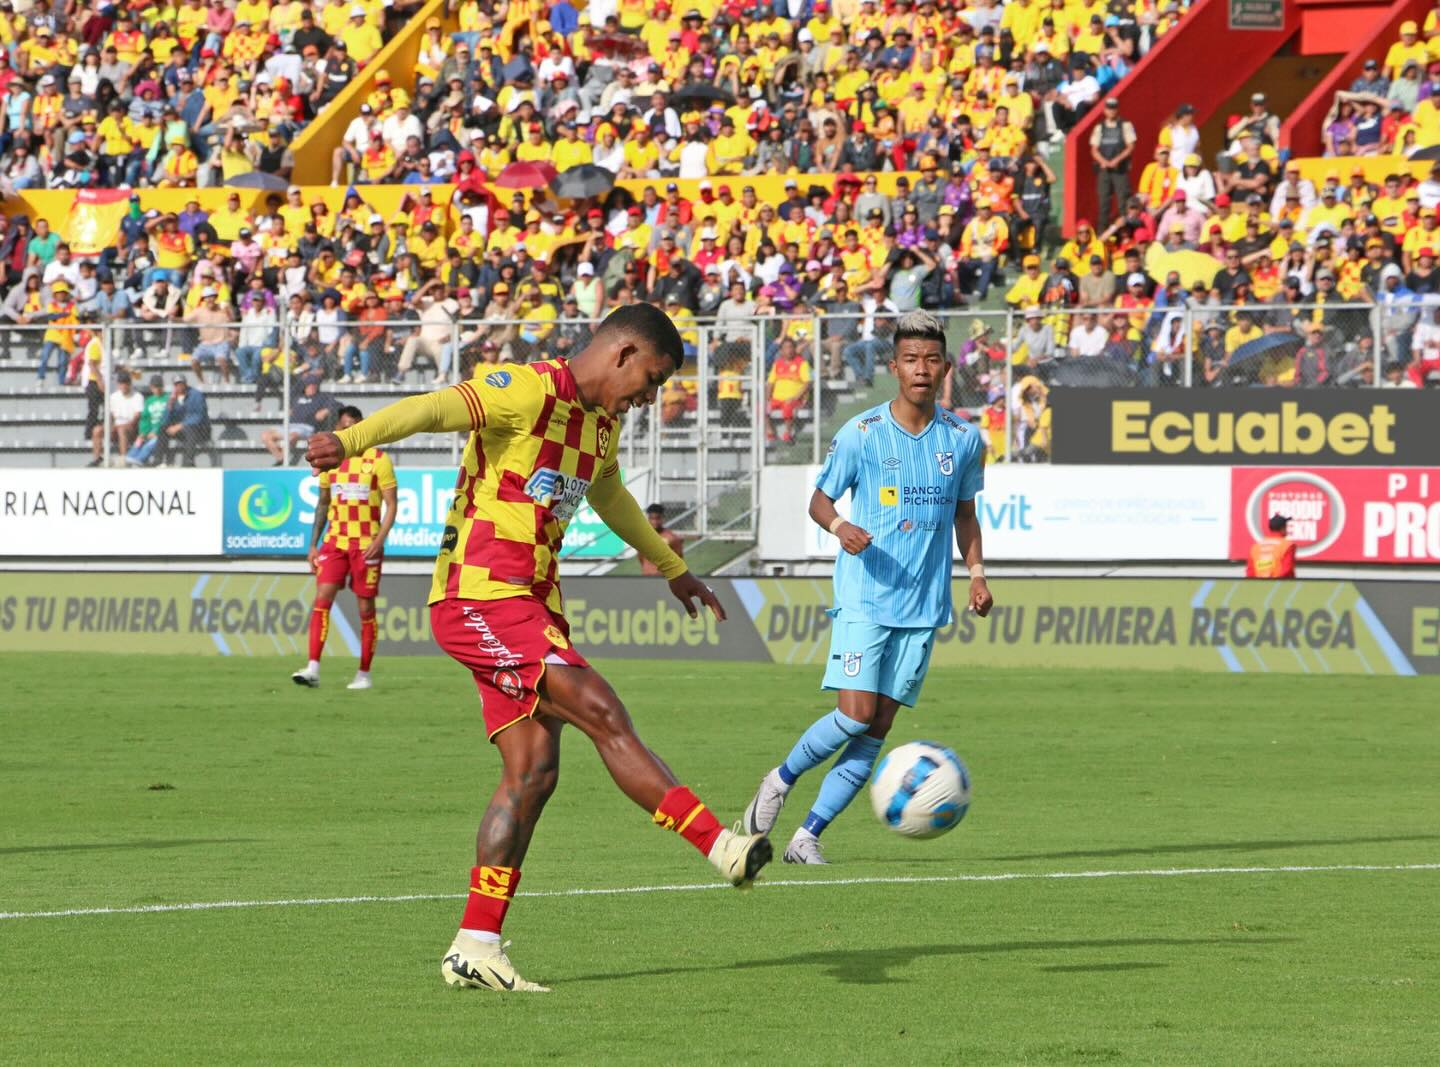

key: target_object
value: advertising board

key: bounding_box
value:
[759,465,1230,561]
[220,468,650,559]
[0,469,222,556]
[1229,468,1440,564]
[1051,390,1436,466]
[3,572,1430,676]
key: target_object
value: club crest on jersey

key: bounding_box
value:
[543,624,568,649]
[524,467,592,521]
[597,424,612,458]
[493,669,524,699]
[841,652,863,677]
[935,451,955,477]
[485,371,512,388]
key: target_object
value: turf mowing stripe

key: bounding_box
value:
[2,863,1438,922]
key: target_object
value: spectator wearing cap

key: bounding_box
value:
[125,374,173,467]
[261,373,336,465]
[185,285,236,383]
[32,280,77,385]
[1077,254,1118,308]
[236,275,279,384]
[158,375,211,467]
[1090,96,1136,230]
[958,197,1008,301]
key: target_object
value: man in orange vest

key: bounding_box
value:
[1246,515,1296,579]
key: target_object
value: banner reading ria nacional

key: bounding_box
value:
[1052,390,1436,466]
[1230,467,1440,563]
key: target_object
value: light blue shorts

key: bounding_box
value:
[821,616,935,707]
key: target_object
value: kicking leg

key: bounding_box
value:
[443,714,562,993]
[540,663,772,887]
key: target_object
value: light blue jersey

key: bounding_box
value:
[816,401,985,630]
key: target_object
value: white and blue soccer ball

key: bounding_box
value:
[869,741,971,838]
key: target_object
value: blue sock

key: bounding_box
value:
[802,734,884,837]
[778,710,869,787]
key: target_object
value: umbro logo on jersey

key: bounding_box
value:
[935,451,955,476]
[883,456,901,468]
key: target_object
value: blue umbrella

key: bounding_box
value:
[1227,330,1302,370]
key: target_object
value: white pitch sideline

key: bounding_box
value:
[2,862,1437,923]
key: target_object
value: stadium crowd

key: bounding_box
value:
[3,0,1437,471]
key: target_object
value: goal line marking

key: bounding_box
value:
[3,862,1437,923]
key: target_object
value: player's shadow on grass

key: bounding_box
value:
[978,833,1440,863]
[0,838,256,856]
[566,936,1293,986]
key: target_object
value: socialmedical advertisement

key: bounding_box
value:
[2,573,1433,676]
[1229,467,1440,564]
[219,468,650,559]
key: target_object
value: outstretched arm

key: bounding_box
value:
[307,384,483,470]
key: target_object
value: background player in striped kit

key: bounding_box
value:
[743,310,994,864]
[292,406,397,691]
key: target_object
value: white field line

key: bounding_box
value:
[2,862,1438,923]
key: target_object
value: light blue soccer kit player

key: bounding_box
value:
[743,313,992,864]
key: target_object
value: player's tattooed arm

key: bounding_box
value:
[809,487,871,555]
[306,487,330,570]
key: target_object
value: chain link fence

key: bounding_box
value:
[0,301,1422,478]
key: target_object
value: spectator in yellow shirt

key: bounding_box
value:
[515,121,552,163]
[342,5,384,65]
[551,123,592,171]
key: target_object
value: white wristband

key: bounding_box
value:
[828,516,847,535]
[968,563,986,579]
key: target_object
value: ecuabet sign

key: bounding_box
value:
[1053,390,1436,466]
[1230,468,1440,563]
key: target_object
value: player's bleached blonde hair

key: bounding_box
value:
[894,310,947,353]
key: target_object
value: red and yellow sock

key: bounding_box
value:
[653,786,724,856]
[459,865,521,936]
[308,599,332,661]
[359,612,376,672]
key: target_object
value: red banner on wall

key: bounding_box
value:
[1230,468,1440,564]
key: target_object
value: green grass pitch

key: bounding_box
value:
[2,653,1438,1065]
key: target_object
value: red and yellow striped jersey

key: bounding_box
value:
[334,360,686,613]
[318,447,396,550]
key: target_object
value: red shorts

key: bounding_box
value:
[768,397,801,420]
[315,543,382,597]
[430,597,589,741]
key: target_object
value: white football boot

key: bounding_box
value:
[783,830,829,865]
[291,661,320,687]
[707,829,773,888]
[346,671,372,690]
[742,768,791,835]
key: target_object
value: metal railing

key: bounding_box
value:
[0,300,1420,476]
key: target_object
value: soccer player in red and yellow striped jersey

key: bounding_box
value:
[304,305,771,993]
[292,406,397,692]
